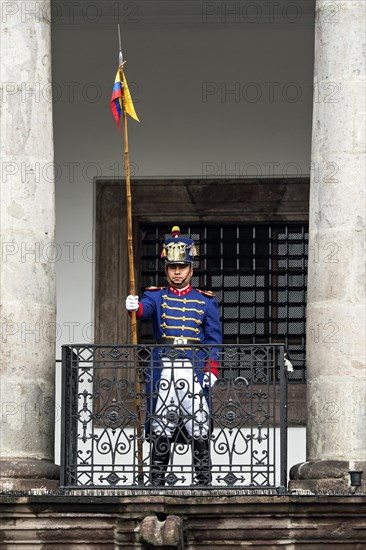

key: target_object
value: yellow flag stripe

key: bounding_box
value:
[122,73,139,122]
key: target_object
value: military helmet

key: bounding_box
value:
[161,226,197,265]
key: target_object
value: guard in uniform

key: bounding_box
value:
[126,226,222,485]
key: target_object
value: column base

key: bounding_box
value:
[0,458,59,493]
[289,460,366,494]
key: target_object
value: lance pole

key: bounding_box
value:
[118,27,143,479]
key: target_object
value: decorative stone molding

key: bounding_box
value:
[138,515,184,549]
[1,494,365,549]
[290,460,366,494]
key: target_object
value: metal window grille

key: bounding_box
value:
[140,224,308,382]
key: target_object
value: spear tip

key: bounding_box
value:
[118,23,123,65]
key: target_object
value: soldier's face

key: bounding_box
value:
[166,263,193,289]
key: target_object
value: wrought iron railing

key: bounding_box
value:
[60,344,288,492]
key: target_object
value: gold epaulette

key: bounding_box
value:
[196,289,215,298]
[145,286,166,291]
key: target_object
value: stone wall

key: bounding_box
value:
[1,494,365,549]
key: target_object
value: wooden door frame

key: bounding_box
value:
[94,177,309,425]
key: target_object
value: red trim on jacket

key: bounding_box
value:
[136,302,143,318]
[168,285,193,296]
[128,302,143,318]
[204,361,219,378]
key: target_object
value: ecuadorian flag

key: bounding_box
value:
[111,69,139,130]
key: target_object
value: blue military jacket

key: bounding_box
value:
[137,284,222,375]
[136,285,222,439]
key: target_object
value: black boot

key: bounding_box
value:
[150,435,171,486]
[193,438,211,486]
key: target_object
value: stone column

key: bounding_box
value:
[0,1,59,490]
[290,0,366,492]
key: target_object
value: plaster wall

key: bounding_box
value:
[52,14,314,351]
[51,5,314,464]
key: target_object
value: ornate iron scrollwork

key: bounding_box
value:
[61,344,287,491]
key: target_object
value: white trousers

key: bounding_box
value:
[151,360,210,439]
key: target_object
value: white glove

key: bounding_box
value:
[125,295,139,312]
[203,372,218,387]
[284,355,294,372]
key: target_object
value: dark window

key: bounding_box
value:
[140,224,307,381]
